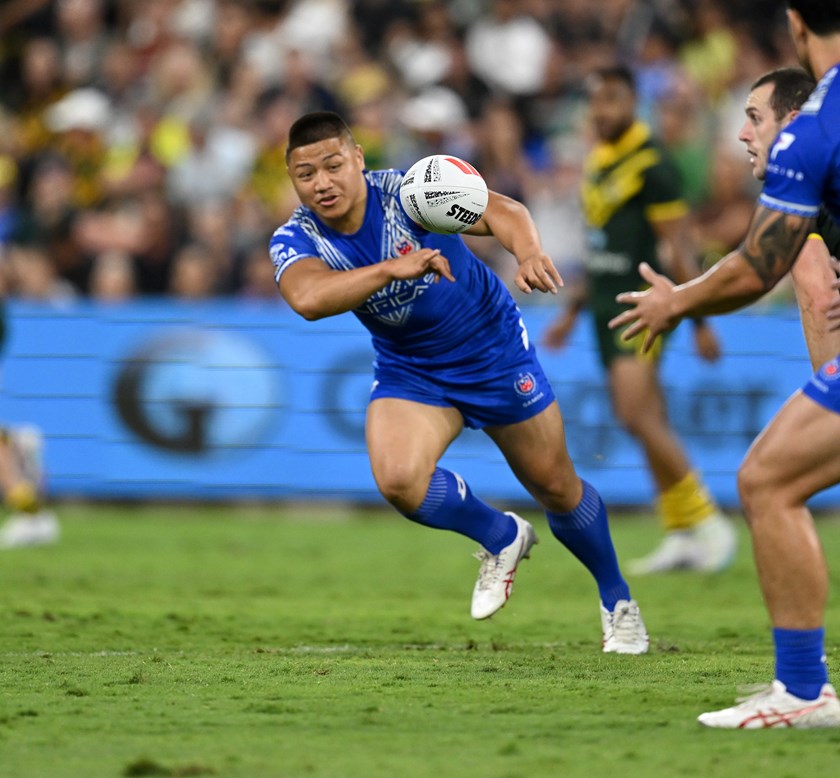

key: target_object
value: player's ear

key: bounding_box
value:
[783,109,800,127]
[786,9,806,43]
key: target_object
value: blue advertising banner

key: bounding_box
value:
[1,299,836,508]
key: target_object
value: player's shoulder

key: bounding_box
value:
[789,65,840,147]
[365,168,406,197]
[269,207,318,246]
[800,65,840,118]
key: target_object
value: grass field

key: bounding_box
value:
[2,504,840,778]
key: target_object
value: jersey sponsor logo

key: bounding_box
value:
[770,131,796,161]
[270,245,299,264]
[444,203,482,226]
[585,250,633,274]
[766,163,805,182]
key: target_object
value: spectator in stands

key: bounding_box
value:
[4,242,77,302]
[88,249,137,302]
[169,242,219,299]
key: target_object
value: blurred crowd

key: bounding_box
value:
[0,0,797,303]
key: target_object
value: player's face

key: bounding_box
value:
[588,77,636,143]
[288,137,367,232]
[738,83,783,181]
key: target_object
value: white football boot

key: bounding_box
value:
[628,512,737,575]
[471,512,538,620]
[698,680,840,729]
[0,511,60,549]
[601,599,649,654]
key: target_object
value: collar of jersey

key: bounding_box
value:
[588,121,651,170]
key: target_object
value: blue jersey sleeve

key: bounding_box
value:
[268,215,320,283]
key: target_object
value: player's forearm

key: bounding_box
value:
[669,249,768,318]
[472,194,542,261]
[286,263,394,320]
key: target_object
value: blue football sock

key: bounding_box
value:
[546,480,630,611]
[404,467,517,553]
[774,627,828,700]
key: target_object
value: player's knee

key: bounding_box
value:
[373,463,428,514]
[530,467,581,513]
[737,454,775,519]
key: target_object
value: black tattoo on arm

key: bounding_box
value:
[741,207,813,291]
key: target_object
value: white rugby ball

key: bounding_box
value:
[399,155,489,234]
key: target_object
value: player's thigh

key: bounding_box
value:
[607,356,666,424]
[366,397,463,485]
[485,402,580,508]
[741,390,840,505]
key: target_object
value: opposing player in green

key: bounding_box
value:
[543,65,736,574]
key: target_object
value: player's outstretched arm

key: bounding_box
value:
[608,206,814,352]
[465,190,563,295]
[279,250,453,320]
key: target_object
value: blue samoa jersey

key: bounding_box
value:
[269,169,524,368]
[758,64,840,222]
[762,64,840,414]
[269,169,555,427]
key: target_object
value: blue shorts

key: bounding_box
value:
[370,344,556,429]
[803,356,840,414]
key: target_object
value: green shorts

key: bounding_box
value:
[592,309,665,368]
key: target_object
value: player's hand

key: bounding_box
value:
[390,248,455,284]
[542,310,577,350]
[608,262,681,353]
[692,321,721,362]
[515,253,563,295]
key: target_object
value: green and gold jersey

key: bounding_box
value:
[580,121,687,317]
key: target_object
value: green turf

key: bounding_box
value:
[2,504,840,777]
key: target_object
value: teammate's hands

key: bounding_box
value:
[692,321,721,363]
[389,248,455,283]
[608,262,681,353]
[515,252,563,295]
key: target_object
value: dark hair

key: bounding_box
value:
[788,1,840,36]
[750,67,817,120]
[588,65,636,94]
[286,111,355,162]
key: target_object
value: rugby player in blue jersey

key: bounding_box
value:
[269,110,649,653]
[737,66,840,370]
[610,0,840,727]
